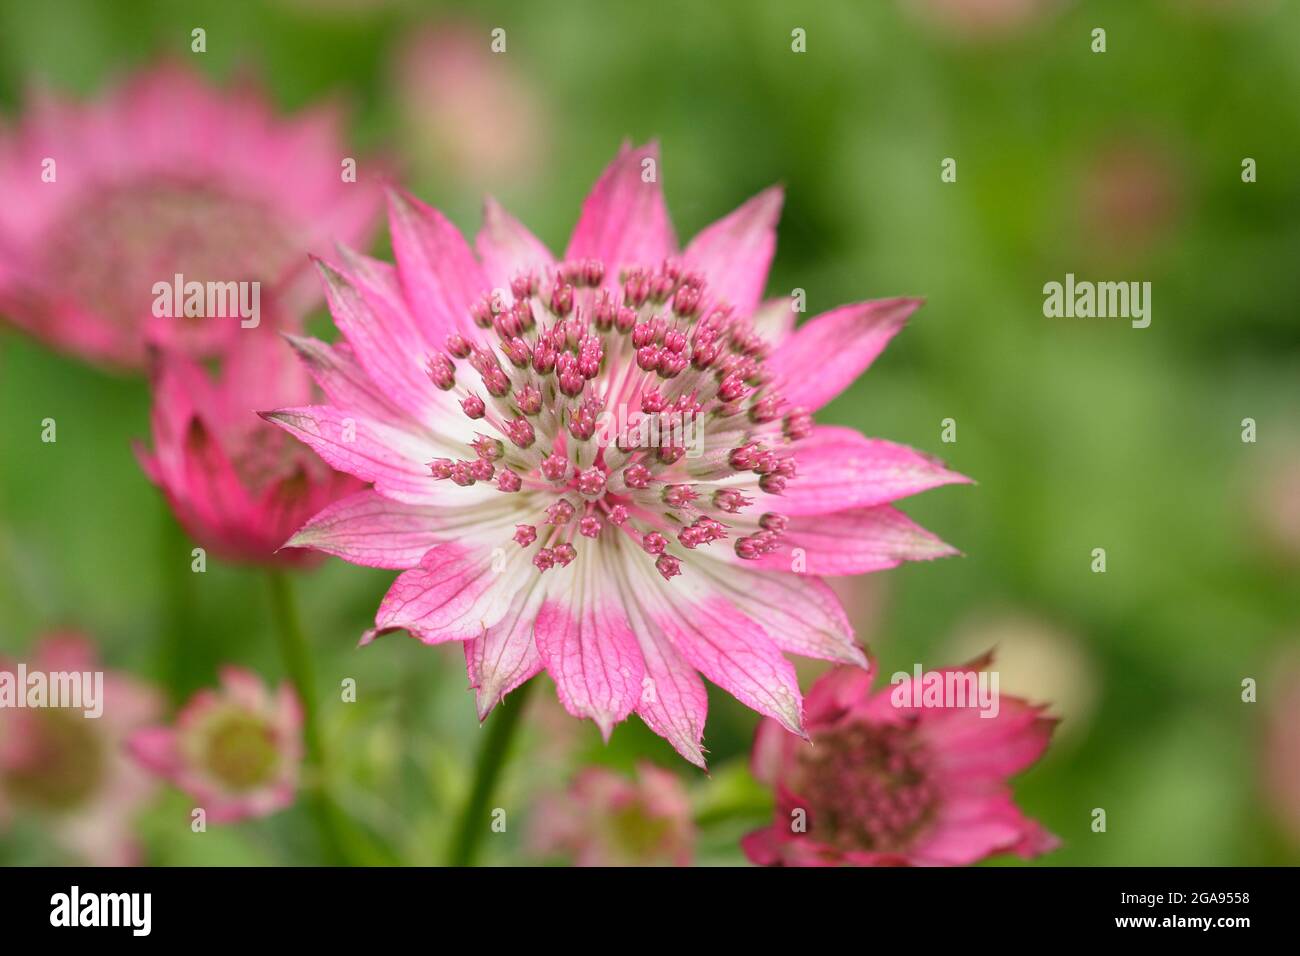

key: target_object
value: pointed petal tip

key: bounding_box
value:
[841,644,871,669]
[281,529,308,551]
[311,255,346,285]
[595,714,617,743]
[385,185,433,220]
[473,685,501,723]
[682,743,709,771]
[754,183,785,210]
[774,705,808,742]
[358,625,401,648]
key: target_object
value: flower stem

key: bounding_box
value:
[265,568,352,866]
[158,505,197,704]
[446,679,535,867]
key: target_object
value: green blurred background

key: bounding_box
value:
[0,0,1297,865]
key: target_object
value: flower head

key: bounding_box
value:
[531,763,693,866]
[742,657,1058,866]
[392,21,549,188]
[265,143,968,765]
[129,667,302,823]
[0,633,163,866]
[0,61,383,369]
[136,332,362,566]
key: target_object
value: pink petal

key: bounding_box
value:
[908,794,1045,866]
[1010,819,1062,859]
[260,406,450,505]
[620,590,710,768]
[315,256,451,428]
[750,296,798,345]
[285,489,453,569]
[756,505,959,576]
[475,196,554,291]
[366,541,523,645]
[534,581,646,741]
[695,557,865,667]
[782,425,971,515]
[683,186,783,318]
[803,665,880,728]
[740,826,784,866]
[386,188,487,342]
[923,697,1057,781]
[31,632,99,673]
[465,580,546,720]
[127,727,180,775]
[177,416,255,535]
[565,142,676,280]
[218,666,269,710]
[651,589,804,737]
[211,326,314,420]
[283,334,412,428]
[767,298,921,411]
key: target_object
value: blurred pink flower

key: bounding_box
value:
[0,61,384,370]
[1251,455,1300,565]
[393,22,548,188]
[135,332,362,566]
[1263,653,1300,846]
[0,633,162,865]
[264,143,968,766]
[129,666,302,823]
[1077,139,1182,259]
[743,657,1058,866]
[904,0,1065,39]
[531,763,693,866]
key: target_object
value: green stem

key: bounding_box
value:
[158,505,196,704]
[446,678,535,866]
[266,568,351,866]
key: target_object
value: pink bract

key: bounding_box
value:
[742,657,1059,866]
[0,61,384,370]
[265,142,969,766]
[136,331,362,566]
[129,666,302,824]
[0,633,163,866]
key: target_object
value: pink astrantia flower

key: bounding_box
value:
[0,62,383,370]
[531,763,694,866]
[742,657,1059,866]
[129,667,302,823]
[264,143,968,765]
[0,634,163,866]
[393,21,549,188]
[136,331,362,565]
